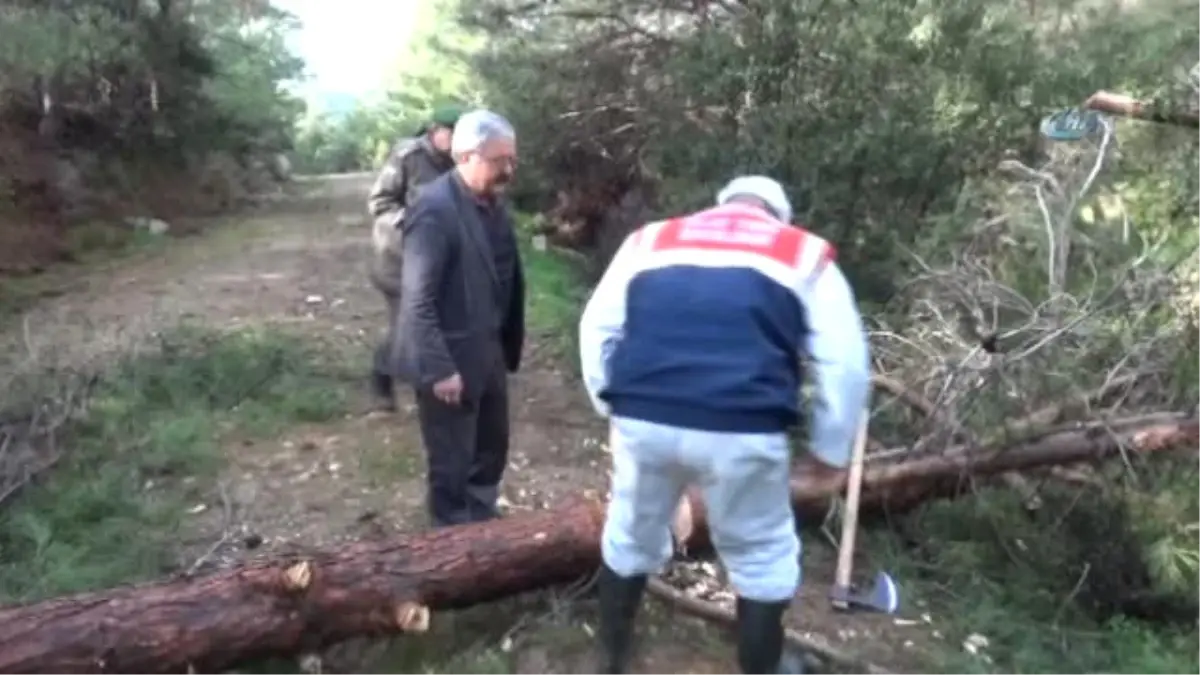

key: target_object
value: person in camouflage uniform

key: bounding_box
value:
[366,104,464,411]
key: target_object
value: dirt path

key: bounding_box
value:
[0,174,631,671]
[3,172,604,538]
[0,175,937,673]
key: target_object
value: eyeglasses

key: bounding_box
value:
[480,154,518,169]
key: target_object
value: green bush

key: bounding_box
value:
[452,0,1199,672]
[0,326,353,602]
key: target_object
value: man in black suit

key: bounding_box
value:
[387,109,525,528]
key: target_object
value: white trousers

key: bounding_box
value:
[601,416,801,602]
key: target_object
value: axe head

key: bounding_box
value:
[830,570,900,614]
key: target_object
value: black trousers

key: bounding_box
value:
[415,360,510,528]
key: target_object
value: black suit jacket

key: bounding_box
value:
[389,172,526,399]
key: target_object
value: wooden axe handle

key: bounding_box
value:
[832,412,870,607]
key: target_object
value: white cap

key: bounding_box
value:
[716,175,793,224]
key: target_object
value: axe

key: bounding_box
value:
[829,412,900,614]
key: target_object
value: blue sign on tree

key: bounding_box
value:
[1040,108,1106,141]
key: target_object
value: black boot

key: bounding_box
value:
[597,563,647,674]
[369,369,396,412]
[735,597,804,674]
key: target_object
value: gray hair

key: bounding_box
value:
[451,109,516,156]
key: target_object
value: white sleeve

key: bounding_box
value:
[797,262,871,468]
[578,233,641,418]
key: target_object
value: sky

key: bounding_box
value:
[273,0,422,110]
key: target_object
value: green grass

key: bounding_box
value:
[261,587,730,674]
[0,325,355,603]
[518,216,587,362]
[241,596,599,674]
[359,438,424,487]
[867,464,1200,674]
[0,223,170,319]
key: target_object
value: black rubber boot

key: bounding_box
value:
[369,370,396,412]
[597,563,648,674]
[735,597,804,674]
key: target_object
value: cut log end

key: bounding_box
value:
[283,560,314,592]
[298,653,323,674]
[394,602,431,633]
[672,497,695,547]
[672,489,712,554]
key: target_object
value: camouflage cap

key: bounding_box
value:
[430,104,466,129]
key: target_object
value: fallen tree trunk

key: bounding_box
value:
[1083,90,1200,127]
[0,499,610,673]
[0,414,1194,673]
[681,413,1198,557]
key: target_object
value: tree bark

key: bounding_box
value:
[673,414,1196,551]
[0,501,608,673]
[0,414,1193,674]
[1083,90,1200,128]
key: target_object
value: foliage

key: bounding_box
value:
[871,117,1198,445]
[459,0,1197,296]
[0,0,309,270]
[288,93,448,175]
[519,216,588,363]
[197,3,308,156]
[874,461,1200,674]
[457,0,1199,671]
[290,0,483,174]
[292,104,407,175]
[0,326,352,603]
[0,0,306,159]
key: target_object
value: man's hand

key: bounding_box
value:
[432,373,464,405]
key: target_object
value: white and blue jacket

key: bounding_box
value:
[578,202,870,468]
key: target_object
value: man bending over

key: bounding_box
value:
[578,175,870,674]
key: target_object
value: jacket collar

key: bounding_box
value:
[447,171,500,285]
[418,134,454,171]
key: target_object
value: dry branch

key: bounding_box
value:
[1083,90,1200,128]
[673,414,1195,551]
[998,372,1144,440]
[869,373,1041,507]
[0,377,92,510]
[0,413,1193,673]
